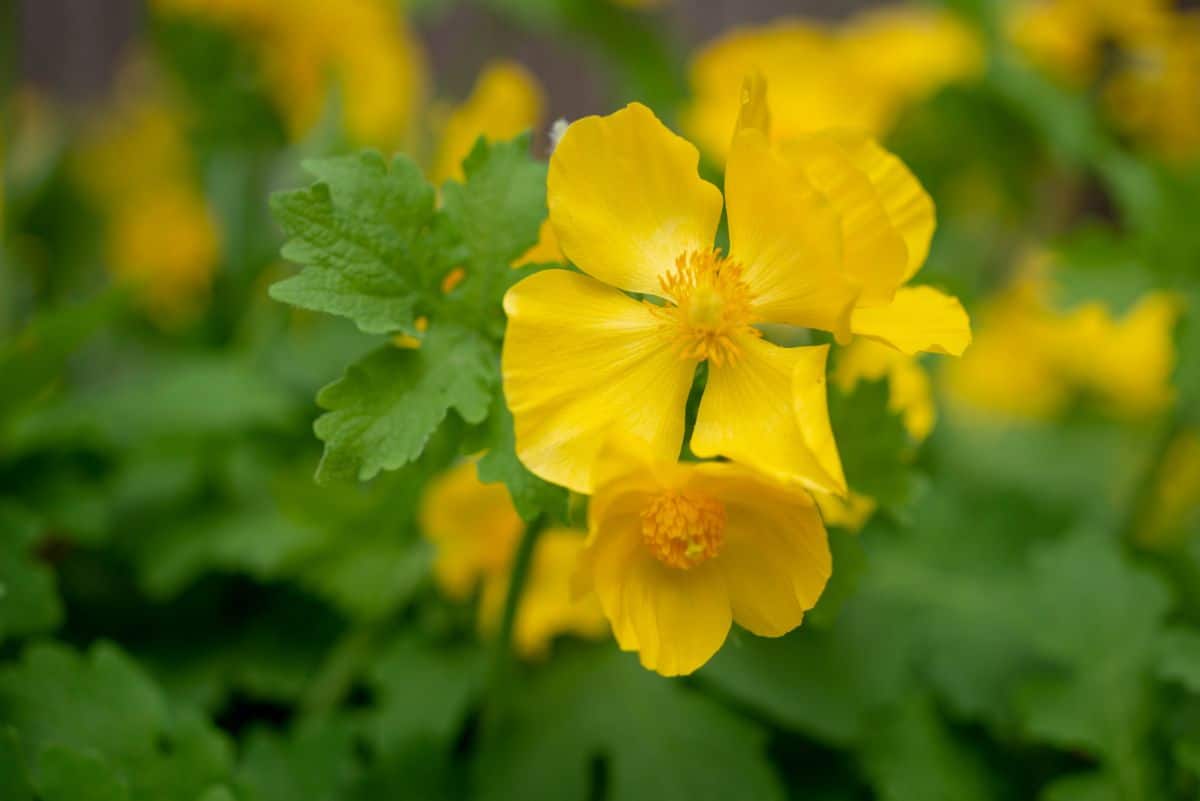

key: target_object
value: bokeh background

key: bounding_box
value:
[3,1,1200,800]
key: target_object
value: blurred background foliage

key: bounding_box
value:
[2,0,1200,799]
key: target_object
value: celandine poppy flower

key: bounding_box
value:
[502,102,850,496]
[571,439,831,676]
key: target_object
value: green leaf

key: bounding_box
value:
[135,463,438,622]
[235,720,358,801]
[828,378,913,510]
[35,745,130,801]
[0,503,61,644]
[269,151,440,335]
[365,636,485,758]
[474,648,784,801]
[472,395,567,522]
[313,323,495,483]
[0,727,33,801]
[701,609,914,748]
[0,293,121,433]
[1017,533,1171,801]
[439,134,547,337]
[197,788,238,801]
[858,695,1000,801]
[1041,774,1121,801]
[1157,628,1200,695]
[0,641,233,801]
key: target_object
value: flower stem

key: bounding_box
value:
[485,514,544,729]
[1119,410,1184,545]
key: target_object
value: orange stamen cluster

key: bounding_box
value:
[652,249,759,366]
[640,490,726,569]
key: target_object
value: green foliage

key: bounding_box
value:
[5,4,1200,801]
[474,648,785,801]
[828,378,915,512]
[313,325,494,483]
[0,504,61,644]
[0,642,233,801]
[270,136,559,519]
[270,151,441,336]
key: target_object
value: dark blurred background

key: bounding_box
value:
[17,0,883,118]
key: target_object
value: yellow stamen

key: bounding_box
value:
[640,490,726,569]
[651,249,760,366]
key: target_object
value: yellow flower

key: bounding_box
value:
[736,80,972,376]
[480,529,610,659]
[572,439,831,676]
[106,186,220,323]
[946,262,1179,420]
[431,61,544,185]
[74,69,220,324]
[503,102,853,496]
[419,460,605,659]
[1104,13,1200,161]
[684,7,982,165]
[153,0,426,148]
[1008,0,1168,85]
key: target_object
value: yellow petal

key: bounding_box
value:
[725,129,858,338]
[419,459,524,600]
[585,508,731,677]
[431,60,543,185]
[682,21,889,165]
[481,528,608,659]
[512,218,564,267]
[502,269,698,493]
[689,462,831,637]
[733,71,771,138]
[851,285,972,356]
[839,7,983,106]
[692,335,846,495]
[548,103,723,295]
[778,132,909,307]
[815,490,878,532]
[829,133,936,282]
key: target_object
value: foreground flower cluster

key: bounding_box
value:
[491,80,971,675]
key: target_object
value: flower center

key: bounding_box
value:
[640,490,726,569]
[652,249,760,366]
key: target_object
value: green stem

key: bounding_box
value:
[1118,410,1184,546]
[485,515,544,728]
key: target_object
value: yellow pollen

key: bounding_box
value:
[640,491,726,569]
[651,249,760,366]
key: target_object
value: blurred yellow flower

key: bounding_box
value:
[572,439,831,676]
[1008,0,1167,85]
[946,264,1179,420]
[419,459,605,659]
[75,72,220,324]
[1009,0,1200,160]
[684,6,982,165]
[153,0,426,148]
[106,186,221,322]
[1104,13,1200,162]
[431,61,544,185]
[503,103,848,496]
